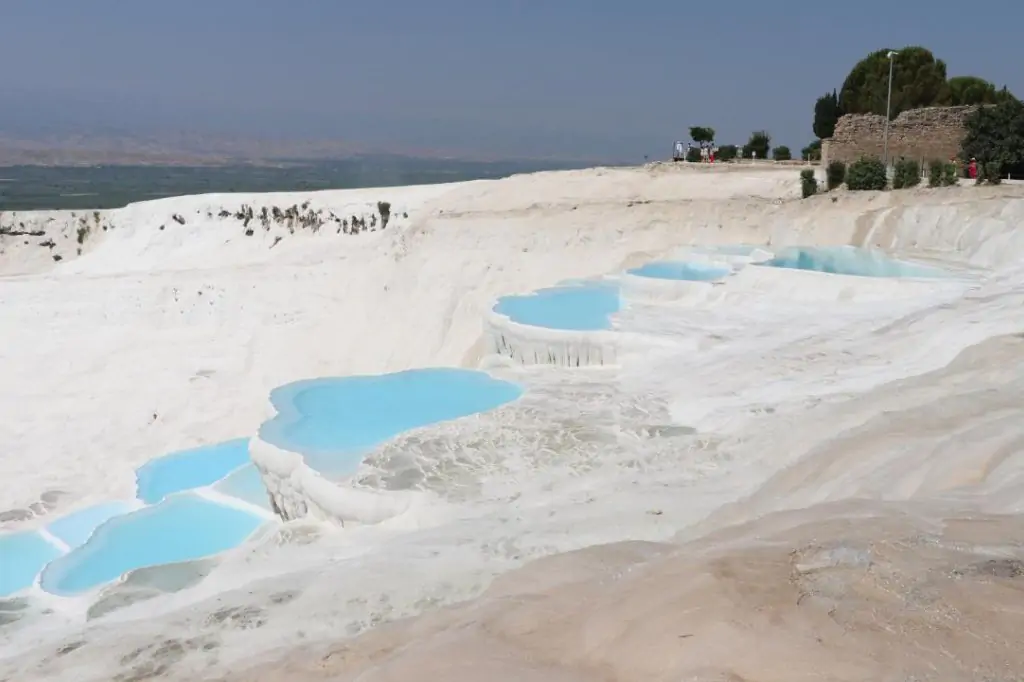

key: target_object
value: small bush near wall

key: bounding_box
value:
[800,169,818,198]
[942,162,958,186]
[717,144,739,161]
[981,162,1003,185]
[826,161,846,190]
[846,157,887,191]
[892,159,921,189]
[927,159,944,187]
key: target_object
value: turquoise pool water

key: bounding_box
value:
[259,368,523,476]
[46,501,137,547]
[7,370,517,596]
[628,261,731,281]
[493,281,620,331]
[0,531,62,596]
[213,463,273,511]
[40,494,265,596]
[761,246,948,278]
[3,441,271,597]
[136,439,252,504]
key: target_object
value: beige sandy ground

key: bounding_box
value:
[219,505,1024,682]
[3,163,1024,682]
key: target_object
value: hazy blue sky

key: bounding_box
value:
[1,0,1021,160]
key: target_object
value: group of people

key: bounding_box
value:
[672,140,720,163]
[695,142,718,163]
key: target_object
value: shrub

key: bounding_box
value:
[716,144,738,161]
[903,159,921,188]
[377,201,392,229]
[892,159,921,189]
[941,162,958,186]
[825,161,846,190]
[984,161,1003,184]
[846,157,887,191]
[927,159,944,187]
[685,147,702,163]
[773,145,792,161]
[800,169,818,198]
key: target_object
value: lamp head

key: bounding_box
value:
[887,50,898,59]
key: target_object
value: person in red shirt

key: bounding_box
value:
[968,157,978,179]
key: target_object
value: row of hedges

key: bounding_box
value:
[802,156,1002,197]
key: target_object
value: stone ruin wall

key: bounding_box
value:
[822,106,977,167]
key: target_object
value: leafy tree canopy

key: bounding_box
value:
[947,76,1016,106]
[838,46,950,118]
[743,130,771,159]
[689,126,715,143]
[960,97,1024,177]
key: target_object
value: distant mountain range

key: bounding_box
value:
[0,132,613,167]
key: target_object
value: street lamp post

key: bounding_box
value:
[883,50,898,169]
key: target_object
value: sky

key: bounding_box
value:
[1,0,1022,161]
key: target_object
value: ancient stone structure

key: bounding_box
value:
[822,106,977,167]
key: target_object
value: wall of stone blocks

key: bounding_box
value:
[822,106,976,167]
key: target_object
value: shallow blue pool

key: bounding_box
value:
[136,439,252,504]
[493,281,619,331]
[40,494,264,595]
[259,368,523,476]
[46,501,137,547]
[628,261,731,281]
[213,463,273,511]
[0,531,62,596]
[760,246,948,278]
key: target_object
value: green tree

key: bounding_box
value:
[744,130,771,159]
[995,86,1018,104]
[689,126,715,144]
[960,97,1024,177]
[801,139,822,161]
[813,89,843,139]
[773,145,792,161]
[947,76,1002,106]
[838,46,950,118]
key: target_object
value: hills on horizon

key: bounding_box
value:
[0,155,608,211]
[0,130,627,168]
